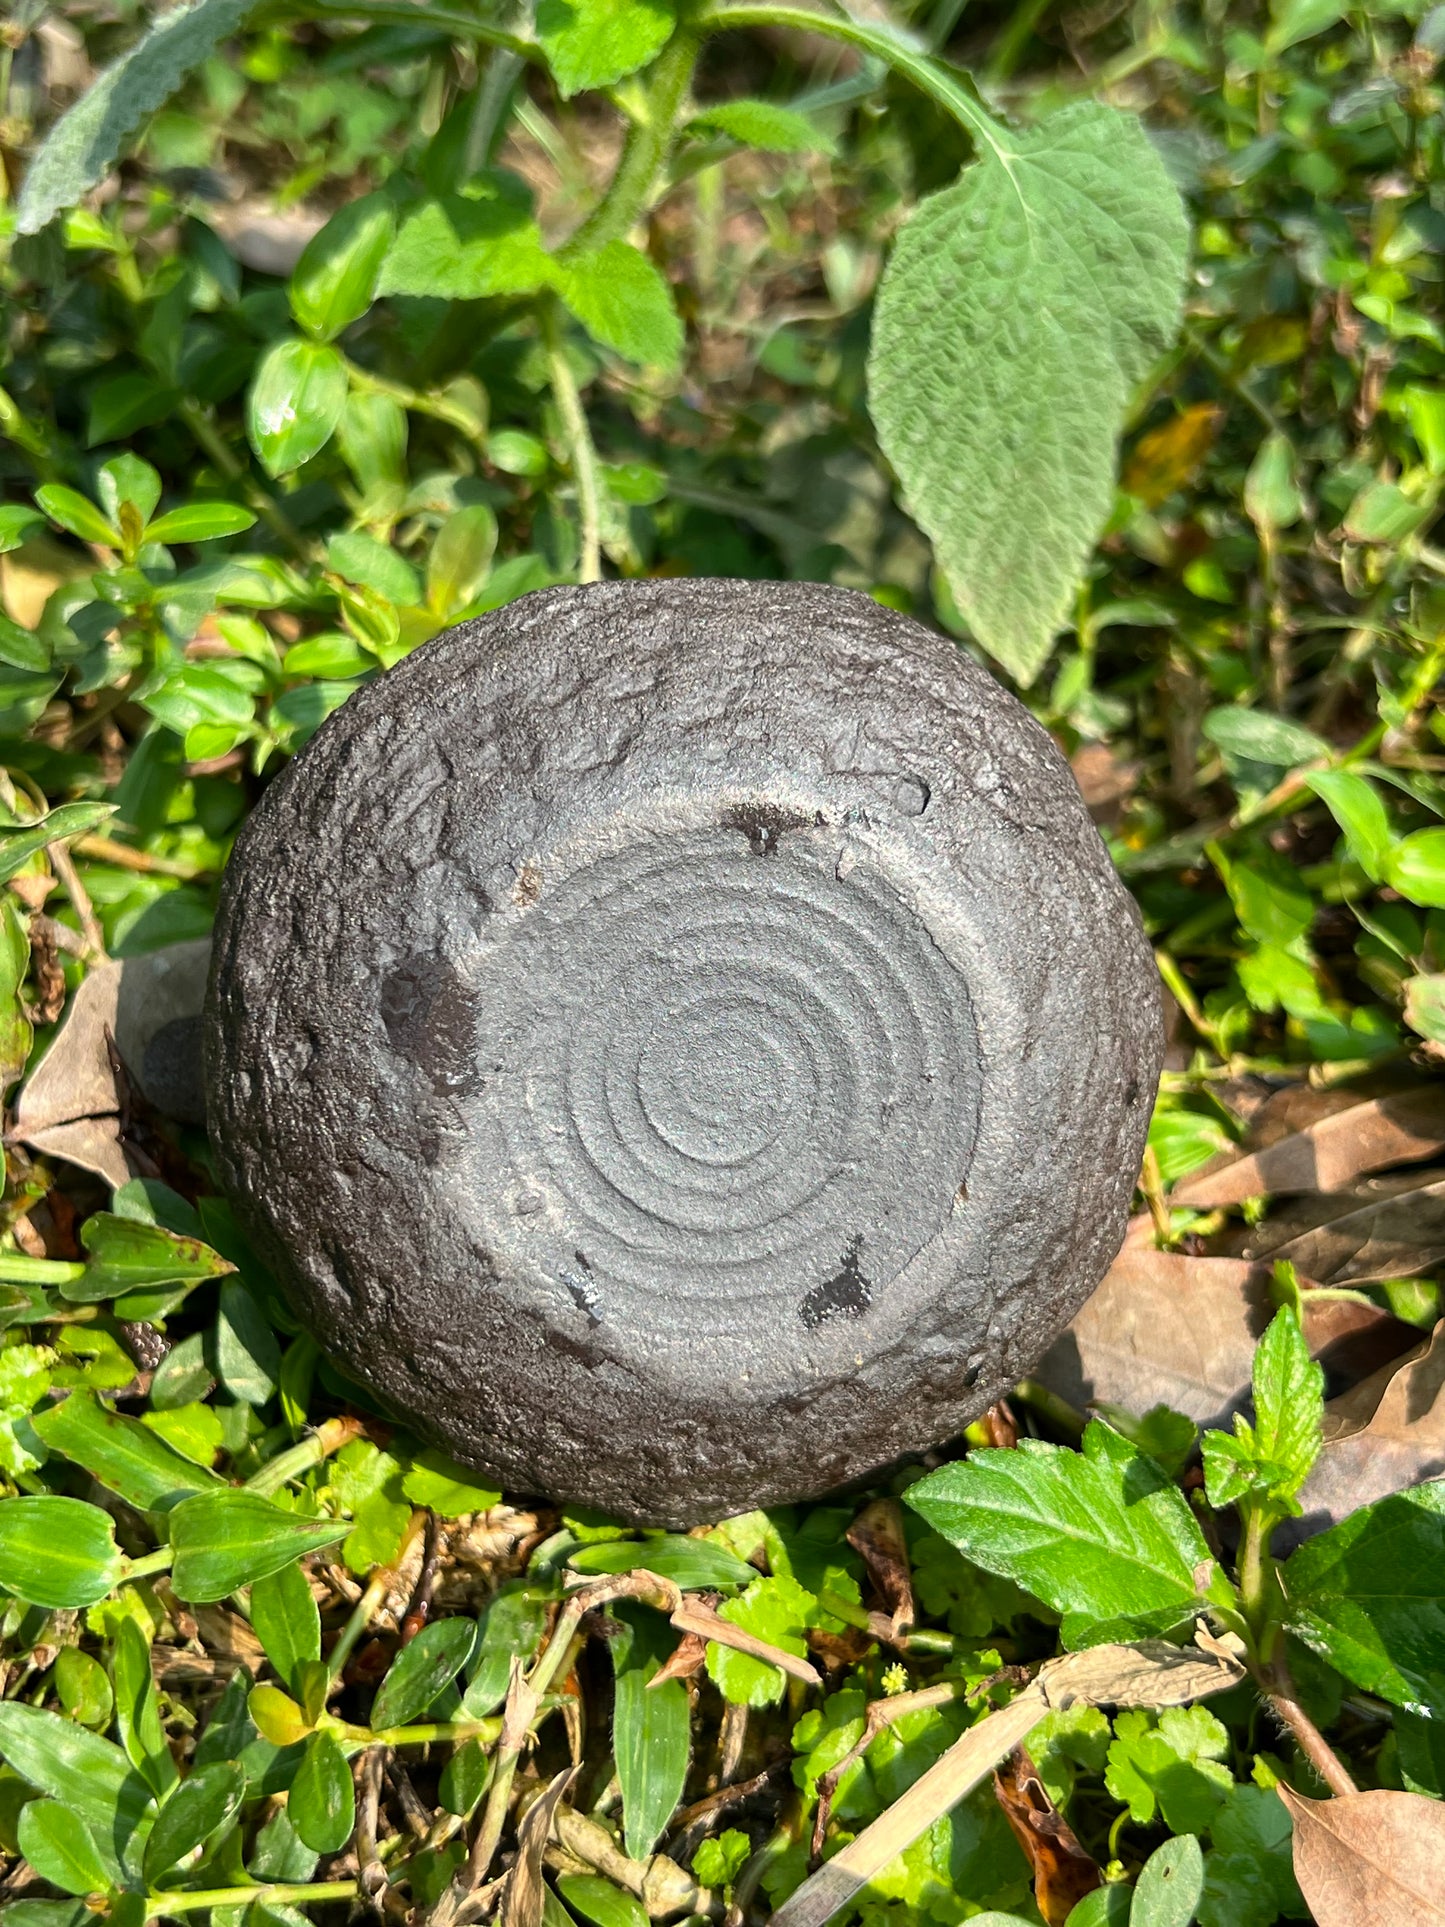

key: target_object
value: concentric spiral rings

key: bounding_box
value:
[458,826,979,1363]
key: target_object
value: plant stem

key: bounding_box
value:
[692,4,1011,159]
[327,1511,426,1681]
[540,298,602,585]
[343,360,486,458]
[177,400,308,561]
[565,30,700,254]
[146,1882,359,1919]
[245,1414,365,1497]
[125,1548,176,1582]
[1264,1653,1359,1797]
[292,0,537,58]
[0,1254,86,1286]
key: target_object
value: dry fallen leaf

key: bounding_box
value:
[1251,1173,1445,1286]
[1121,401,1225,506]
[847,1497,915,1636]
[1172,1087,1445,1207]
[1035,1248,1275,1427]
[498,1766,577,1927]
[10,941,211,1184]
[1289,1321,1445,1535]
[994,1744,1101,1926]
[1278,1786,1445,1927]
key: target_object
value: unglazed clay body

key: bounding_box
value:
[205,580,1163,1523]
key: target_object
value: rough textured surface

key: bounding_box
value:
[205,580,1163,1524]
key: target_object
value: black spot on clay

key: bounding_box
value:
[962,1360,982,1388]
[801,1233,871,1329]
[723,801,812,857]
[1125,1078,1140,1106]
[380,955,480,1096]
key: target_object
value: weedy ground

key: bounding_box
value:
[1,4,1445,1926]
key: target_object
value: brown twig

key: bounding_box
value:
[400,1511,443,1643]
[356,1746,389,1915]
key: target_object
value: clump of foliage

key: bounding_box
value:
[1,0,1445,1924]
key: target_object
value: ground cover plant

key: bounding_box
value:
[1,0,1445,1922]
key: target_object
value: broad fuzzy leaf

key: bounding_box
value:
[17,0,262,234]
[556,242,683,368]
[536,0,675,99]
[869,102,1188,682]
[906,1424,1224,1632]
[378,195,552,302]
[1283,1483,1445,1712]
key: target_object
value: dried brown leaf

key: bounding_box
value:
[1037,1635,1245,1710]
[1291,1322,1445,1533]
[1035,1248,1275,1427]
[1255,1174,1445,1286]
[994,1745,1101,1927]
[1278,1786,1445,1927]
[1172,1087,1445,1207]
[498,1766,577,1927]
[846,1498,915,1635]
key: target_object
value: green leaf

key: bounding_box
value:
[1243,432,1305,531]
[167,1490,347,1603]
[427,505,497,619]
[113,1617,178,1800]
[0,1495,122,1608]
[325,531,422,610]
[398,1447,500,1518]
[569,1535,756,1590]
[1105,1706,1231,1834]
[32,1391,218,1511]
[705,1573,814,1707]
[379,195,553,302]
[15,0,263,233]
[0,803,117,885]
[289,1732,354,1854]
[371,1618,477,1731]
[0,897,33,1100]
[70,1216,232,1302]
[0,1703,155,1884]
[462,1585,550,1717]
[1283,1483,1445,1712]
[1387,827,1445,909]
[690,99,834,153]
[906,1423,1223,1631]
[1405,972,1445,1048]
[142,1760,246,1884]
[0,505,45,553]
[247,339,347,477]
[1131,1832,1204,1927]
[1397,1707,1445,1796]
[17,1802,113,1898]
[1202,708,1329,769]
[0,613,49,674]
[555,243,683,368]
[536,0,675,98]
[556,1875,647,1927]
[55,1649,114,1729]
[290,195,394,342]
[610,1601,688,1860]
[214,1280,281,1405]
[868,101,1188,682]
[250,1561,322,1694]
[1306,770,1392,881]
[145,503,256,545]
[33,485,118,548]
[1250,1307,1322,1499]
